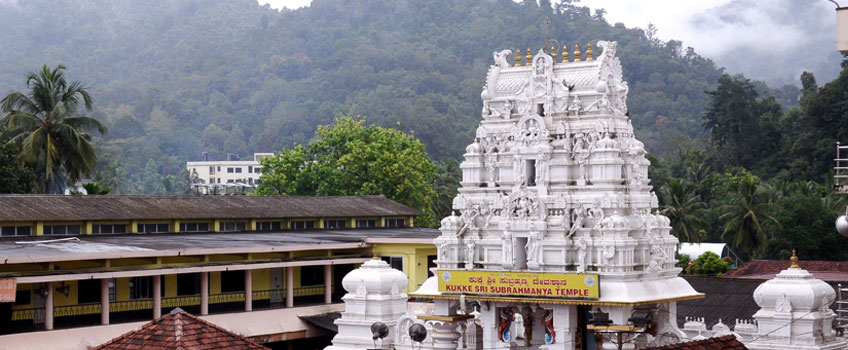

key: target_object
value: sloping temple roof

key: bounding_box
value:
[0,195,420,222]
[93,308,269,350]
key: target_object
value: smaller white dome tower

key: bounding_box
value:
[326,258,409,350]
[746,251,847,350]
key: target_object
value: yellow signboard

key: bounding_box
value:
[437,269,599,299]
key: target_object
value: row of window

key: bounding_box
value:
[0,219,407,236]
[220,166,261,174]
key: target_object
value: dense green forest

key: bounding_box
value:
[0,0,750,191]
[2,0,846,262]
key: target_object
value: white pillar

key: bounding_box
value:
[552,305,577,350]
[101,279,110,325]
[286,266,294,308]
[45,281,54,330]
[152,275,161,319]
[200,272,209,315]
[244,270,253,311]
[324,265,332,304]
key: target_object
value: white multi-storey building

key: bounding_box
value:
[186,153,273,193]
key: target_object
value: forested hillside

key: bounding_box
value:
[0,0,731,192]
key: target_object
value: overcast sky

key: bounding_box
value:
[258,0,841,85]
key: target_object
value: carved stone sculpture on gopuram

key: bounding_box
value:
[412,42,702,350]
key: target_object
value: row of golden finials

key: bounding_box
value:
[515,43,594,66]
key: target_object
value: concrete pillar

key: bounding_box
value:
[101,279,110,325]
[152,275,161,319]
[324,265,332,304]
[245,270,253,311]
[200,272,209,315]
[45,281,54,330]
[286,266,294,308]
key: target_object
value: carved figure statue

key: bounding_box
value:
[486,154,498,185]
[775,293,792,313]
[498,308,515,342]
[527,230,543,265]
[536,154,547,186]
[542,310,556,345]
[493,49,512,69]
[602,245,615,264]
[647,236,667,272]
[567,95,582,116]
[437,238,450,260]
[512,313,526,340]
[481,101,492,119]
[356,278,367,296]
[568,206,585,238]
[465,241,475,265]
[502,229,514,264]
[496,100,513,120]
[588,201,605,233]
[576,236,588,273]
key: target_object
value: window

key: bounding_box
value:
[179,222,210,233]
[291,220,315,230]
[248,166,253,173]
[92,224,127,235]
[220,221,247,232]
[14,290,30,306]
[525,159,536,186]
[43,225,81,236]
[381,256,403,271]
[385,219,406,228]
[1,226,31,237]
[227,167,234,173]
[300,266,324,286]
[177,273,201,296]
[227,179,234,183]
[130,277,164,299]
[235,167,242,173]
[217,166,221,172]
[356,219,377,228]
[217,178,221,184]
[324,220,347,229]
[255,167,261,173]
[256,221,282,231]
[220,271,245,293]
[77,280,101,304]
[138,223,170,233]
[209,166,214,174]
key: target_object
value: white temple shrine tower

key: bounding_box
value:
[410,42,703,350]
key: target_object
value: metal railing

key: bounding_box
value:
[838,283,848,336]
[10,285,333,323]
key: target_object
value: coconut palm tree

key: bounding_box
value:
[659,178,708,243]
[718,175,780,260]
[0,65,107,193]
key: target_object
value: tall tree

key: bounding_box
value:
[0,142,36,193]
[0,65,106,193]
[718,174,780,260]
[256,117,438,226]
[659,178,708,243]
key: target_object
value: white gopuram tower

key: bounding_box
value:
[411,42,702,350]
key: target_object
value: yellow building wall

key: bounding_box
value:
[373,243,437,293]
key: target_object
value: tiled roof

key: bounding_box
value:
[677,276,762,329]
[93,308,269,350]
[644,335,748,350]
[0,195,420,222]
[722,259,848,281]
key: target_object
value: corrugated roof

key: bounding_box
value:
[93,307,269,350]
[0,195,420,222]
[677,276,762,329]
[644,335,747,350]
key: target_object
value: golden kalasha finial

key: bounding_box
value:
[525,49,532,66]
[372,246,380,260]
[790,249,800,268]
[562,44,569,63]
[550,46,556,59]
[573,44,581,62]
[515,49,522,67]
[586,42,594,61]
